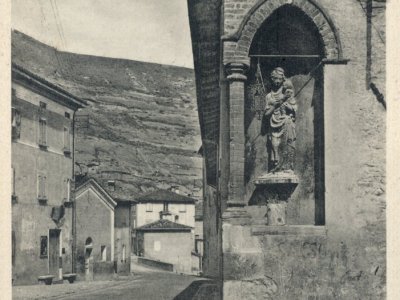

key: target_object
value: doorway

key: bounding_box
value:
[84,237,94,280]
[48,229,61,279]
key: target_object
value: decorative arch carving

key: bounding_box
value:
[223,0,343,66]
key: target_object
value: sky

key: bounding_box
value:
[11,0,194,68]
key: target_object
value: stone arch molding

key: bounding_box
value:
[223,0,343,67]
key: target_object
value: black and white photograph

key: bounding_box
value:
[1,0,399,299]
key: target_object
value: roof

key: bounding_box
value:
[135,189,196,204]
[75,177,117,208]
[12,63,87,109]
[188,1,222,186]
[135,219,193,232]
[114,197,137,204]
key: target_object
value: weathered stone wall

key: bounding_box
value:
[115,204,131,274]
[202,184,222,279]
[142,231,193,274]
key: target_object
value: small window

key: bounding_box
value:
[38,173,47,200]
[163,202,168,212]
[146,203,153,212]
[11,107,21,140]
[107,180,116,192]
[175,215,179,222]
[39,102,47,109]
[38,118,47,147]
[40,236,48,258]
[101,245,107,261]
[65,112,70,119]
[179,204,186,213]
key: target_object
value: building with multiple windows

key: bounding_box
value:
[11,64,86,285]
[133,189,196,228]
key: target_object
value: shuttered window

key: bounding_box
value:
[63,127,71,151]
[38,173,47,199]
[63,178,71,201]
[39,118,47,146]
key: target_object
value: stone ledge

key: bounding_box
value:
[251,225,326,236]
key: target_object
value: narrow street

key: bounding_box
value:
[13,263,202,300]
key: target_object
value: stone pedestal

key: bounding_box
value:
[254,171,299,225]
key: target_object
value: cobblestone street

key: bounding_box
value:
[13,264,201,300]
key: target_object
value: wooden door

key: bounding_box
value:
[49,229,60,278]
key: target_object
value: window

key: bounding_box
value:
[65,112,70,119]
[39,101,47,109]
[179,204,186,213]
[40,236,48,258]
[63,127,71,154]
[101,245,107,261]
[63,178,71,202]
[38,118,47,147]
[163,202,169,212]
[146,203,153,212]
[38,173,47,201]
[107,180,116,192]
[175,215,179,222]
[11,107,21,140]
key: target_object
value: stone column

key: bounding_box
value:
[224,62,249,216]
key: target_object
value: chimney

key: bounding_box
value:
[170,185,180,194]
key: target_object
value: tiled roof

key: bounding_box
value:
[135,219,193,232]
[135,189,196,204]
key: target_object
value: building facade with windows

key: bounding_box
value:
[11,64,86,285]
[134,189,196,228]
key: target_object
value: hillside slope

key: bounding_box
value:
[12,30,202,198]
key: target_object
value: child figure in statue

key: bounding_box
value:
[264,67,297,173]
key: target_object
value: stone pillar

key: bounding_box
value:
[224,62,248,214]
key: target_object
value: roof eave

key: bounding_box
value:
[12,63,87,110]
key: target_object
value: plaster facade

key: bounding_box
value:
[11,65,85,285]
[139,231,194,274]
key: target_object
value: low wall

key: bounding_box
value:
[138,257,174,272]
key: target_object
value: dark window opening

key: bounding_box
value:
[39,102,47,109]
[65,112,71,119]
[40,236,48,258]
[107,180,116,192]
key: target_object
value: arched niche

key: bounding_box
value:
[245,4,326,225]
